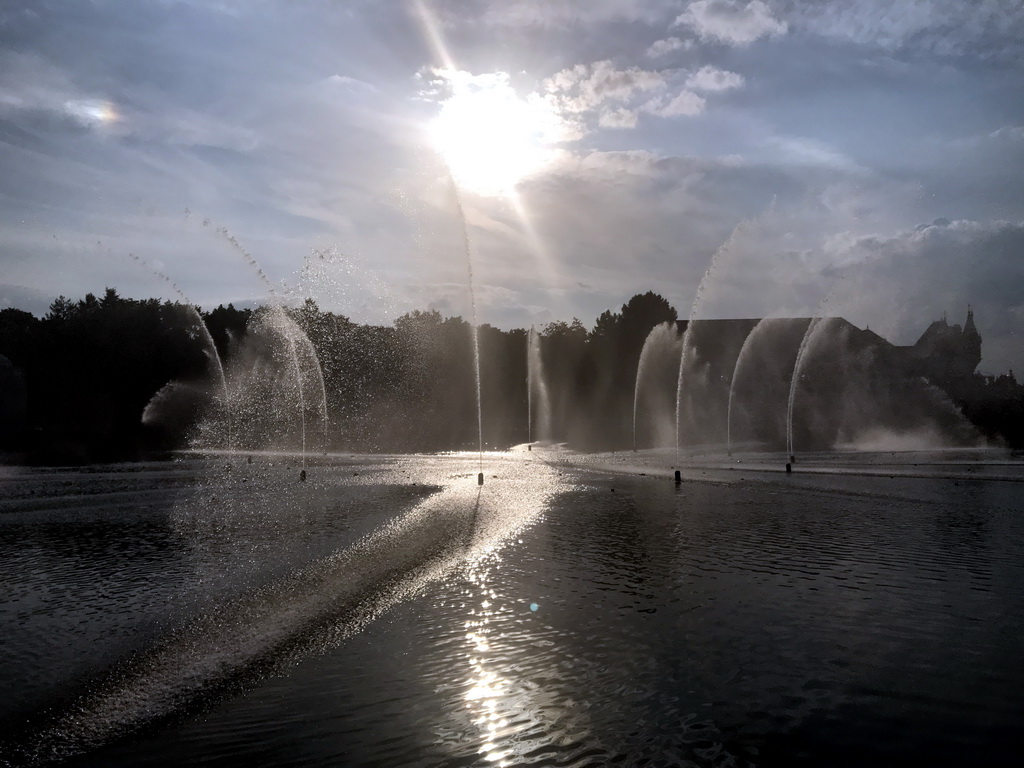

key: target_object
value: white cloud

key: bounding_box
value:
[544,60,667,114]
[675,0,788,45]
[544,60,748,129]
[644,90,706,116]
[326,74,377,92]
[647,36,690,57]
[599,107,639,128]
[685,65,745,91]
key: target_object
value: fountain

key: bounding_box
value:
[131,254,233,452]
[444,179,485,484]
[785,273,848,462]
[213,226,329,467]
[527,326,551,447]
[633,321,682,451]
[675,215,754,459]
[220,305,327,458]
[726,317,781,456]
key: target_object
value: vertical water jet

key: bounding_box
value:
[445,180,484,479]
[527,326,551,446]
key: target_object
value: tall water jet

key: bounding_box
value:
[526,326,551,445]
[675,213,759,458]
[633,321,682,451]
[726,317,780,456]
[786,275,847,459]
[215,226,329,462]
[444,180,484,479]
[130,253,232,452]
[786,316,835,460]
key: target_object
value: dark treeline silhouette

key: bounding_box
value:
[1,289,1022,464]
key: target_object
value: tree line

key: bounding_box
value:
[2,287,1022,464]
[0,289,681,463]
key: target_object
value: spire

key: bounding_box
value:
[962,304,982,373]
[965,305,978,335]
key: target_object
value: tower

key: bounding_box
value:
[962,306,982,374]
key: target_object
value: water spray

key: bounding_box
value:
[129,253,232,453]
[446,176,485,485]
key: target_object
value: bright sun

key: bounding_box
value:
[428,71,561,197]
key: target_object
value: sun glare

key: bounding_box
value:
[429,72,560,197]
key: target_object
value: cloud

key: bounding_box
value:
[822,218,1024,373]
[449,0,682,27]
[0,51,121,133]
[644,90,706,116]
[544,60,739,129]
[599,107,639,128]
[0,50,259,151]
[326,74,377,92]
[544,60,667,114]
[449,148,845,329]
[675,0,788,45]
[685,64,745,91]
[0,283,54,316]
[778,0,1024,57]
[647,36,690,57]
[945,124,1024,151]
[765,135,860,171]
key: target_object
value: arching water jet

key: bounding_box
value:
[726,317,784,457]
[130,253,232,452]
[633,321,682,451]
[214,226,329,470]
[675,207,770,461]
[786,275,847,461]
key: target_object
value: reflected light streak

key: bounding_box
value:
[462,551,518,766]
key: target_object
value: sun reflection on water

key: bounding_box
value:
[462,549,519,766]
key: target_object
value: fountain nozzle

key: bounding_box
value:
[478,472,484,486]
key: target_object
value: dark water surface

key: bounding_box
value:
[2,451,1022,766]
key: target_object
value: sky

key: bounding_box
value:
[1,0,1022,373]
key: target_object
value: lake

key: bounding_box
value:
[2,448,1022,766]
